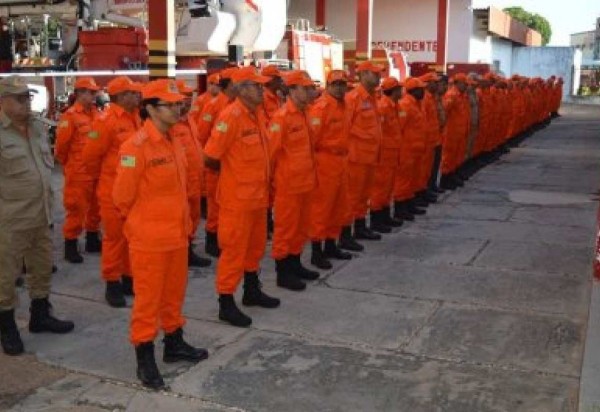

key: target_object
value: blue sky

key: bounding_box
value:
[472,0,600,45]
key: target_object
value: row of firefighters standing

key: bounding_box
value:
[7,62,562,390]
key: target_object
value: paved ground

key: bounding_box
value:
[2,103,600,412]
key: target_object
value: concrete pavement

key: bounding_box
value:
[2,103,600,412]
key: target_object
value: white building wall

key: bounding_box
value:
[512,47,580,97]
[447,0,472,62]
[490,38,513,75]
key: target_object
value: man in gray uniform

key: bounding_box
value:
[0,76,74,356]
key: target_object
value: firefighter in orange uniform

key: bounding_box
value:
[418,72,442,203]
[204,67,279,328]
[55,77,102,263]
[82,76,141,307]
[393,77,428,219]
[197,67,238,257]
[344,61,383,243]
[261,65,285,119]
[113,79,208,390]
[308,70,354,270]
[173,79,212,269]
[190,73,221,122]
[269,70,319,291]
[370,76,404,233]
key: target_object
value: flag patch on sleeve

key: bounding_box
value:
[120,155,136,168]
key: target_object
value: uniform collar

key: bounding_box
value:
[324,92,343,105]
[285,98,303,114]
[143,118,172,143]
[356,83,375,100]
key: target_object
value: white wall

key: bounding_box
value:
[288,0,473,63]
[490,38,513,75]
[512,47,579,97]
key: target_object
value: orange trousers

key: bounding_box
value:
[205,170,219,233]
[370,164,396,211]
[189,195,201,241]
[416,148,434,192]
[216,207,267,294]
[347,162,375,220]
[63,178,100,239]
[272,192,312,260]
[393,160,416,202]
[129,247,187,345]
[310,154,349,240]
[99,201,130,282]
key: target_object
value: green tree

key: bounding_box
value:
[503,6,552,45]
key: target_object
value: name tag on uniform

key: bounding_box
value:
[148,156,172,167]
[121,155,136,168]
[241,128,259,137]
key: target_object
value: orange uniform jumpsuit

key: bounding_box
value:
[263,88,283,120]
[371,93,402,211]
[419,91,441,191]
[269,99,317,260]
[55,102,101,240]
[172,115,204,241]
[197,92,233,235]
[345,84,382,220]
[395,94,426,200]
[308,92,351,241]
[204,99,271,294]
[113,120,192,345]
[474,88,492,157]
[441,87,470,175]
[82,104,141,282]
[190,91,214,125]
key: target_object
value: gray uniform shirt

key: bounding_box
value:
[0,111,53,231]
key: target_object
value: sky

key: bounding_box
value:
[472,0,600,45]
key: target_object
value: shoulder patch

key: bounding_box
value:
[398,111,407,118]
[270,123,281,132]
[120,155,136,168]
[202,113,213,122]
[59,120,69,128]
[215,121,228,132]
[310,117,321,126]
[87,130,99,139]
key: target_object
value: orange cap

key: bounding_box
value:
[176,79,194,95]
[404,77,426,91]
[106,76,141,95]
[74,77,100,91]
[284,70,314,87]
[452,73,469,83]
[261,65,281,78]
[141,79,184,102]
[356,61,383,73]
[380,77,401,91]
[220,67,239,80]
[327,70,348,84]
[207,73,220,84]
[420,72,439,83]
[231,66,270,84]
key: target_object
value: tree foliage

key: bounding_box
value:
[503,6,552,45]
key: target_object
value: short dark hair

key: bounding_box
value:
[219,78,232,90]
[139,98,160,120]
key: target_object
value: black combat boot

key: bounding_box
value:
[407,199,426,216]
[440,175,458,191]
[276,257,306,291]
[218,294,252,327]
[105,281,126,308]
[310,241,332,270]
[135,342,165,390]
[205,231,220,258]
[0,310,24,356]
[451,173,465,187]
[85,231,102,253]
[64,239,83,264]
[188,241,211,268]
[28,298,75,334]
[163,328,208,363]
[242,272,280,308]
[354,218,382,240]
[339,226,364,251]
[394,201,415,221]
[291,254,320,280]
[121,275,134,296]
[324,239,352,260]
[414,192,430,208]
[382,206,403,227]
[423,190,438,203]
[370,210,392,234]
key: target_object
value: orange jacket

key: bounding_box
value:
[196,92,232,147]
[398,93,426,161]
[172,115,204,199]
[269,99,317,195]
[204,98,271,210]
[308,92,349,156]
[82,104,141,201]
[345,84,382,165]
[262,88,283,121]
[421,92,441,147]
[189,91,214,125]
[444,87,470,149]
[112,120,191,252]
[377,94,403,167]
[55,102,101,181]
